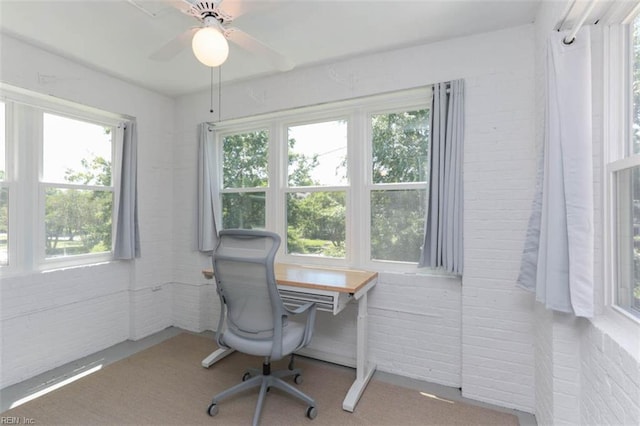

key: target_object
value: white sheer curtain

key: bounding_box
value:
[517,28,594,318]
[197,123,220,252]
[113,121,140,259]
[419,79,464,274]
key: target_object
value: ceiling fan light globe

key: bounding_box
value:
[192,27,229,67]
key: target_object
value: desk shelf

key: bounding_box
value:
[278,285,352,315]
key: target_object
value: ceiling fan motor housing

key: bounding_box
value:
[189,1,233,24]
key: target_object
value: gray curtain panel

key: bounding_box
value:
[419,80,464,275]
[197,123,219,253]
[517,28,594,318]
[114,121,141,259]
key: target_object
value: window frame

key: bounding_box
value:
[0,101,14,269]
[0,86,125,276]
[212,88,433,272]
[604,13,640,323]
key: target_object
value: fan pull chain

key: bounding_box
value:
[209,67,214,114]
[208,66,222,122]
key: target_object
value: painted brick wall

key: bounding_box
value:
[582,319,640,425]
[369,273,461,386]
[0,263,131,388]
[459,31,537,411]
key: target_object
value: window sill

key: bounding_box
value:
[590,309,640,362]
[0,256,118,279]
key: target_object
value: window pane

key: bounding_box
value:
[222,192,266,229]
[633,15,640,155]
[45,188,112,258]
[0,187,7,266]
[372,110,429,184]
[288,120,347,187]
[0,102,5,181]
[43,114,112,185]
[287,191,345,258]
[371,189,426,262]
[615,166,640,315]
[223,130,268,188]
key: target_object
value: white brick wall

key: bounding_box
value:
[460,29,537,411]
[369,273,461,386]
[0,263,131,388]
[582,320,640,425]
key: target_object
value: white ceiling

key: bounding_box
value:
[0,0,541,97]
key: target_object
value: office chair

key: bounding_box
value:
[206,229,318,425]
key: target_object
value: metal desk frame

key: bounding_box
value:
[201,263,378,412]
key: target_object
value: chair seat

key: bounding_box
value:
[221,322,305,358]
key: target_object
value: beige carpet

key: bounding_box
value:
[3,333,518,425]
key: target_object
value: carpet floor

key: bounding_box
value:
[2,333,519,425]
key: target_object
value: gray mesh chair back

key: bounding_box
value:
[213,230,281,344]
[207,229,318,425]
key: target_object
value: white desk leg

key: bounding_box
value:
[342,291,376,412]
[201,347,235,368]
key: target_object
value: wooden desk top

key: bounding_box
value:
[202,263,378,294]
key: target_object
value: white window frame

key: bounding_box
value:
[604,10,640,324]
[213,87,432,272]
[0,101,15,270]
[0,85,126,276]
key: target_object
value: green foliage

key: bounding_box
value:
[372,110,430,184]
[371,190,425,262]
[223,131,269,188]
[222,192,266,229]
[287,192,346,257]
[64,156,112,186]
[288,138,319,186]
[45,187,112,256]
[0,187,7,234]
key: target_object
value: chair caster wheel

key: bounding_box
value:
[306,406,317,420]
[294,374,303,385]
[207,403,218,417]
[242,372,251,381]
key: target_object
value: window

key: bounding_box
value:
[607,14,640,319]
[0,102,7,266]
[1,88,122,273]
[286,120,348,258]
[215,89,430,269]
[370,110,429,262]
[42,113,114,259]
[221,129,268,230]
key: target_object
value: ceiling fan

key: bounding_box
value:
[150,0,294,70]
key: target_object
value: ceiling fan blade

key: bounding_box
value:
[150,27,198,61]
[219,0,277,21]
[166,0,197,14]
[225,27,294,71]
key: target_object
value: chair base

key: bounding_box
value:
[208,362,316,426]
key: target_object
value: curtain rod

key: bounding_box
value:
[561,0,599,44]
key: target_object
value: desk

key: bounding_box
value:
[201,263,378,412]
